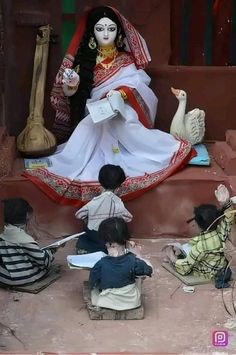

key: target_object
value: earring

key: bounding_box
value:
[116,34,123,48]
[88,36,97,49]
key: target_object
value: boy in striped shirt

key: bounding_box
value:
[0,199,57,286]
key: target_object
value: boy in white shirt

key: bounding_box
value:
[75,164,132,254]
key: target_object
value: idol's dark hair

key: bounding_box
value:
[70,6,125,127]
[98,164,126,190]
[194,204,221,231]
[98,217,130,246]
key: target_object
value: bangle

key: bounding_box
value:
[119,89,127,100]
[67,83,79,91]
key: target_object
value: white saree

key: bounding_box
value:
[23,6,193,205]
[47,63,180,181]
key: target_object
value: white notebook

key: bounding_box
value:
[86,92,125,124]
[162,242,191,258]
[67,251,107,269]
[42,232,85,250]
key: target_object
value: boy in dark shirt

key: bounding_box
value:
[89,217,152,310]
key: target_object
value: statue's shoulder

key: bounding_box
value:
[118,51,134,61]
[116,51,135,67]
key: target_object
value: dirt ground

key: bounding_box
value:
[0,238,236,354]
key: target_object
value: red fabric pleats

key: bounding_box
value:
[117,86,153,129]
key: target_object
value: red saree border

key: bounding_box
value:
[94,52,134,87]
[23,140,194,207]
[117,86,153,129]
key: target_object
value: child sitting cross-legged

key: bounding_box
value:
[0,198,60,286]
[89,217,153,311]
[75,164,132,254]
[165,184,235,288]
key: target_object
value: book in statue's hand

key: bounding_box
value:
[86,91,125,124]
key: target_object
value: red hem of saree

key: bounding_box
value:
[22,140,195,207]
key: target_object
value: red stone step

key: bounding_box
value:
[226,129,236,151]
[211,141,236,175]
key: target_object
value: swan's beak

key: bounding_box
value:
[171,87,180,97]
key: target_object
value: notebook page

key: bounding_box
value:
[67,251,107,269]
[86,98,117,123]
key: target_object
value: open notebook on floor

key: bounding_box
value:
[42,232,85,250]
[162,242,191,258]
[67,251,107,269]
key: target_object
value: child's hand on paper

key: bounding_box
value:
[173,246,183,257]
[165,247,178,264]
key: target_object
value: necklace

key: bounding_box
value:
[97,44,117,58]
[97,44,118,69]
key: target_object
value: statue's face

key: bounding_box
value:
[94,17,117,46]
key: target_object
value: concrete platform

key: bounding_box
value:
[1,238,236,353]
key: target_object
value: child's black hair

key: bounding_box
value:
[98,164,126,190]
[3,198,33,225]
[98,217,130,246]
[194,204,221,231]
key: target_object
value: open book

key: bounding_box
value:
[42,232,85,250]
[67,251,107,269]
[162,242,191,258]
[86,92,125,124]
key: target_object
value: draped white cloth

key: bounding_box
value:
[47,63,181,182]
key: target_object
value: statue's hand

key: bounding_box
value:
[107,89,127,101]
[62,68,80,87]
[106,89,122,99]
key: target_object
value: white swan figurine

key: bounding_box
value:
[170,87,205,145]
